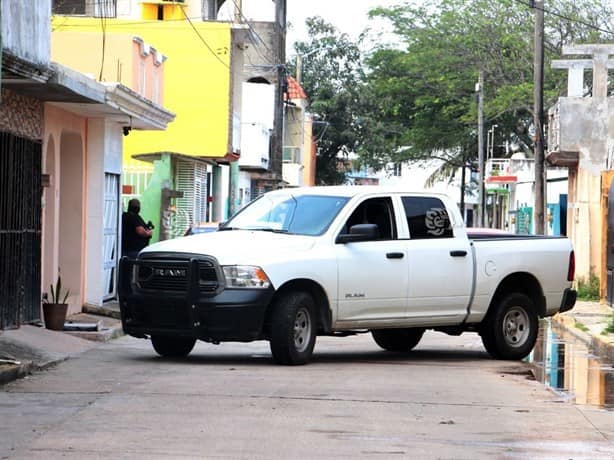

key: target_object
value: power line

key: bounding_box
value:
[227,0,275,56]
[513,0,614,37]
[98,0,107,81]
[180,8,230,69]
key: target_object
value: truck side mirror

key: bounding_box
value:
[336,223,379,244]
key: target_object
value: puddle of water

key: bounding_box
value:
[528,319,614,410]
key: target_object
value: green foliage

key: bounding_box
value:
[603,315,614,335]
[359,0,614,169]
[291,17,364,185]
[289,1,613,183]
[45,275,70,305]
[576,273,600,301]
[574,321,589,332]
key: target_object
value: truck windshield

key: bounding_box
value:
[222,194,349,236]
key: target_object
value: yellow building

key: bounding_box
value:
[52,15,248,234]
[52,18,235,163]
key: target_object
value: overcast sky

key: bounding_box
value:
[286,0,399,54]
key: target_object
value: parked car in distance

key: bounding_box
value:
[184,222,219,236]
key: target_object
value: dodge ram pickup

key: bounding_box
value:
[118,186,577,365]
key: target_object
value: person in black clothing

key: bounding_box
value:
[122,198,153,258]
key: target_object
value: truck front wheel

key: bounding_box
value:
[151,336,196,358]
[269,291,317,365]
[481,293,538,360]
[372,328,425,352]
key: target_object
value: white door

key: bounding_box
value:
[335,197,409,326]
[401,196,473,323]
[103,173,120,300]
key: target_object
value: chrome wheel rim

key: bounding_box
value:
[294,307,312,352]
[502,307,530,348]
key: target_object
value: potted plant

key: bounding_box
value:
[42,275,70,331]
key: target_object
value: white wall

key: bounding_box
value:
[239,82,274,168]
[282,163,304,187]
[84,119,123,306]
[237,171,252,209]
[1,0,50,66]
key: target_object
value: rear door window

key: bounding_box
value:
[401,197,453,239]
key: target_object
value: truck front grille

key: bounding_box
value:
[136,258,219,293]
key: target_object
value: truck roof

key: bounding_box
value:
[267,185,450,199]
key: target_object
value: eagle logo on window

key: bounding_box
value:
[425,208,449,236]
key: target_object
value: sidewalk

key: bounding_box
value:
[0,308,123,385]
[551,299,614,363]
[0,300,612,386]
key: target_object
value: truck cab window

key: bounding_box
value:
[402,196,453,239]
[343,197,395,240]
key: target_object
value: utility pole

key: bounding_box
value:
[476,70,485,227]
[460,156,466,221]
[234,0,242,23]
[533,0,546,234]
[296,55,303,85]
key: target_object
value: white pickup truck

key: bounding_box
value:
[118,186,576,365]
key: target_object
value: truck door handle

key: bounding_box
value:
[386,252,404,259]
[450,250,467,257]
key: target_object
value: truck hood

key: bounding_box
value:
[139,230,317,265]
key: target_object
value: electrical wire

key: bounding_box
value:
[98,0,107,80]
[221,0,276,66]
[512,0,614,37]
[227,0,275,55]
[180,7,230,69]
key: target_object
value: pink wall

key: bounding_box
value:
[42,105,87,316]
[132,38,165,105]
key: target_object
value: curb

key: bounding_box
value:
[82,304,121,320]
[0,354,70,386]
[551,314,614,364]
[0,361,32,385]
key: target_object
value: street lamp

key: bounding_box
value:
[487,124,498,160]
[294,45,333,85]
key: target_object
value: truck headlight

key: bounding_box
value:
[222,265,271,289]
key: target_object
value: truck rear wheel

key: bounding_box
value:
[269,291,317,365]
[372,328,425,352]
[481,293,538,360]
[151,336,196,358]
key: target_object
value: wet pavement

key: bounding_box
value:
[530,300,614,410]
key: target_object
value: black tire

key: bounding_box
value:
[371,328,425,352]
[151,336,196,358]
[480,293,538,360]
[269,291,317,365]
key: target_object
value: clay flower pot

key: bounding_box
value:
[42,275,71,331]
[42,303,68,331]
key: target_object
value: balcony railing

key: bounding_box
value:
[485,158,535,184]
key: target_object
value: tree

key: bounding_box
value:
[290,17,363,185]
[360,0,614,173]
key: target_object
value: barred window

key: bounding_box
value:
[94,0,117,18]
[53,0,86,15]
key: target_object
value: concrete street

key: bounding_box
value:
[1,331,613,460]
